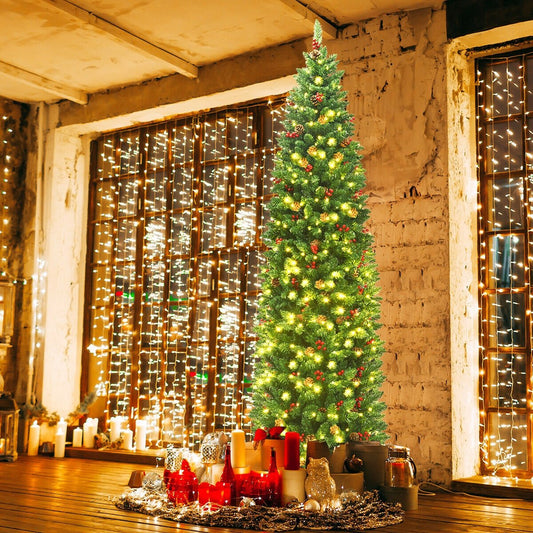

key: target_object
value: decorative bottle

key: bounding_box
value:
[219,444,237,505]
[266,447,282,507]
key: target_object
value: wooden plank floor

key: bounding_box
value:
[1,456,533,532]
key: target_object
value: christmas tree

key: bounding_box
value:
[250,21,387,448]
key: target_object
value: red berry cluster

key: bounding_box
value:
[337,369,345,376]
[285,131,300,138]
[273,178,282,184]
[284,185,293,191]
[275,237,283,244]
[336,400,344,410]
[284,402,298,414]
[291,277,299,288]
[310,244,319,254]
[354,397,364,409]
[366,338,375,345]
[305,164,313,172]
[356,366,365,378]
[315,339,326,351]
[336,223,350,232]
[358,284,367,294]
[291,214,299,221]
[312,38,320,50]
[325,188,334,197]
[311,92,324,105]
[314,370,325,381]
[354,431,371,440]
[306,261,316,269]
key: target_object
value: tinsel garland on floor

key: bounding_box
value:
[114,488,404,531]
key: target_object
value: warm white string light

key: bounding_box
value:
[477,51,532,477]
[86,101,284,449]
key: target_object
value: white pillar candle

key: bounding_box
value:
[231,428,246,469]
[57,418,67,435]
[54,430,66,458]
[83,418,98,448]
[135,420,147,451]
[72,427,83,448]
[28,421,40,456]
[121,428,133,451]
[109,417,122,442]
[282,468,307,505]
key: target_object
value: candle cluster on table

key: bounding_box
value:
[162,428,308,509]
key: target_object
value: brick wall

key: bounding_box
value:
[330,7,452,483]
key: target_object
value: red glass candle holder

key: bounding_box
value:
[166,459,198,505]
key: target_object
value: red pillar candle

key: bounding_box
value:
[284,431,300,470]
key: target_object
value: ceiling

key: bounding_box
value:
[0,0,441,105]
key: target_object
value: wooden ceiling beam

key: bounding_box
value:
[278,0,338,39]
[0,60,88,104]
[41,0,199,79]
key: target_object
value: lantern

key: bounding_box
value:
[0,392,19,461]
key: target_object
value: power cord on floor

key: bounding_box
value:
[418,481,528,502]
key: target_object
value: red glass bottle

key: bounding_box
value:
[266,447,281,507]
[219,445,237,506]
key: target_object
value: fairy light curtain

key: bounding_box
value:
[84,99,284,448]
[477,50,533,477]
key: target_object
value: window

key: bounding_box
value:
[477,50,533,476]
[83,98,284,448]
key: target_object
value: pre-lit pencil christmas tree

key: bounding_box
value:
[250,21,387,448]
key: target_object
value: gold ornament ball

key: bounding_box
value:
[304,498,321,512]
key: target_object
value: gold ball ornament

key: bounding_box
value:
[304,498,321,512]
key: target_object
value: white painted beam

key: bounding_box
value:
[278,0,338,39]
[41,0,198,79]
[0,60,88,104]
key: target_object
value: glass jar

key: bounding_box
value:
[384,446,416,488]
